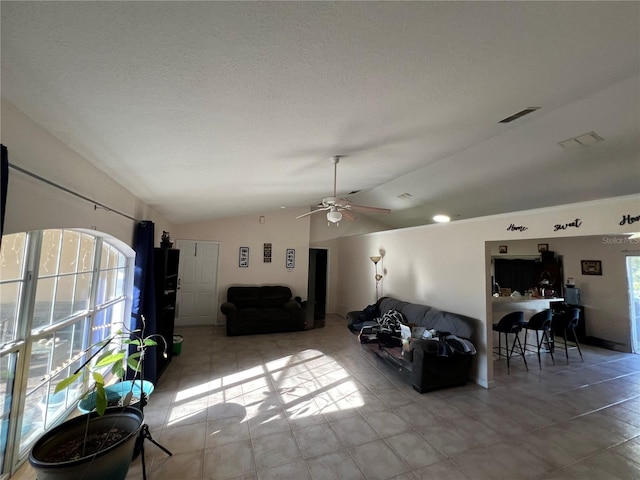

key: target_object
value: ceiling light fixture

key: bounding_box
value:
[327,207,342,224]
[433,214,451,223]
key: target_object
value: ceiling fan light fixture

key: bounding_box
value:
[433,214,451,223]
[327,209,343,223]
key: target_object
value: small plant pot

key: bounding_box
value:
[172,335,184,355]
[29,406,143,480]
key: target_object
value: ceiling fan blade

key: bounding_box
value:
[341,209,357,221]
[346,204,391,214]
[296,207,330,219]
[294,156,390,223]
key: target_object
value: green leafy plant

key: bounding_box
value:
[54,319,167,415]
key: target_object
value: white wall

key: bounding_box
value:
[489,235,640,349]
[174,209,312,323]
[334,195,640,389]
[1,100,173,245]
[309,209,398,315]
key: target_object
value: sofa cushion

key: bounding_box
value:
[228,287,260,309]
[260,308,293,321]
[259,286,292,308]
[379,297,474,339]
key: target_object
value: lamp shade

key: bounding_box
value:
[327,209,342,223]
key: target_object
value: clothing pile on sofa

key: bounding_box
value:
[352,303,476,356]
[347,296,477,393]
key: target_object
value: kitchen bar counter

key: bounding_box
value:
[492,296,563,321]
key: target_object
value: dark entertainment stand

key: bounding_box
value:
[154,247,180,381]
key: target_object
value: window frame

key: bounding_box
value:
[0,229,135,478]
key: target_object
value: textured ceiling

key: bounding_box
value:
[2,2,639,228]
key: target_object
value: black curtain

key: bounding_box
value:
[130,221,158,383]
[495,258,538,295]
[1,145,8,244]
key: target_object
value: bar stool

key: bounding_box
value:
[493,311,528,374]
[556,307,584,364]
[523,309,555,369]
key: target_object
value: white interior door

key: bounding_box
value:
[175,240,220,326]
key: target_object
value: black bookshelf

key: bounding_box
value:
[154,247,179,381]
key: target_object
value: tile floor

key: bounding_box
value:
[14,314,640,479]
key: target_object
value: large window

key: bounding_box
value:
[0,229,134,477]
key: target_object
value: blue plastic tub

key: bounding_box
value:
[78,380,154,413]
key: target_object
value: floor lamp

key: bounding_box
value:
[370,256,383,301]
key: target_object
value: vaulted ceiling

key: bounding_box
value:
[2,2,639,228]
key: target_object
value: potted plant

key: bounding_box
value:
[160,230,173,248]
[28,318,167,480]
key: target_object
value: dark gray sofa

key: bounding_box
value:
[347,296,477,393]
[220,286,306,336]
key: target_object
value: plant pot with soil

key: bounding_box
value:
[28,407,143,480]
[29,319,167,480]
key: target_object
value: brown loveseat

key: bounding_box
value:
[220,286,306,336]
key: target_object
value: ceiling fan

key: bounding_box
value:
[296,156,391,225]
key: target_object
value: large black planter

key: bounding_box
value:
[29,406,143,480]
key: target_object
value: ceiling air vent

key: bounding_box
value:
[559,131,604,150]
[397,193,413,200]
[499,107,540,123]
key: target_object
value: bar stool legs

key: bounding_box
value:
[509,331,528,372]
[562,325,584,364]
[493,311,528,374]
[523,309,555,370]
[560,307,584,365]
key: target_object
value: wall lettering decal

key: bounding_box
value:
[619,214,640,226]
[554,218,582,231]
[507,223,528,232]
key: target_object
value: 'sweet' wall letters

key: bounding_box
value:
[554,218,582,232]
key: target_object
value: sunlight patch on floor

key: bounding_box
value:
[168,348,364,424]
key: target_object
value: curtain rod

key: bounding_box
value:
[9,163,140,223]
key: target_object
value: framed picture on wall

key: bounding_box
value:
[538,243,549,252]
[498,245,508,254]
[581,260,602,276]
[239,247,249,267]
[286,248,295,269]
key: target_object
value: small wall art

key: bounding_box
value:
[538,243,549,252]
[581,260,602,276]
[263,243,272,263]
[286,248,295,269]
[498,245,508,254]
[239,247,249,268]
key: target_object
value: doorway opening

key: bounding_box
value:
[627,255,640,353]
[307,248,328,328]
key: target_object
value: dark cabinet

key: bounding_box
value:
[154,247,179,381]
